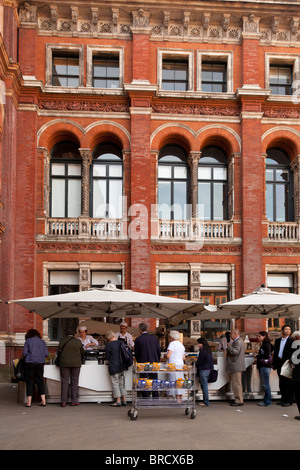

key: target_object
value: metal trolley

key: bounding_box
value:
[128,362,197,421]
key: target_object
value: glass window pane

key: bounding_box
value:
[198,167,211,180]
[174,64,187,81]
[158,165,172,178]
[198,182,211,219]
[51,179,65,217]
[67,77,79,87]
[109,180,123,218]
[175,81,187,91]
[52,163,65,176]
[276,169,289,182]
[68,180,81,217]
[67,58,79,75]
[107,62,119,77]
[212,83,224,92]
[53,57,67,75]
[213,167,227,180]
[162,63,175,80]
[162,81,175,91]
[109,164,122,177]
[158,181,171,219]
[213,183,225,220]
[276,184,287,222]
[93,165,106,177]
[266,169,273,181]
[174,166,187,179]
[107,79,119,88]
[54,76,67,87]
[173,182,187,219]
[266,184,273,221]
[68,164,81,176]
[93,180,107,218]
[93,79,107,88]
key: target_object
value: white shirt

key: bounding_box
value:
[115,331,134,349]
[278,336,288,359]
[80,335,98,350]
[167,340,185,367]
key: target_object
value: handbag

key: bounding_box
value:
[14,357,26,381]
[55,337,74,367]
[280,359,293,379]
[208,368,218,383]
[259,354,273,366]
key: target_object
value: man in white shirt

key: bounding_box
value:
[273,325,293,406]
[78,326,99,350]
[115,322,134,349]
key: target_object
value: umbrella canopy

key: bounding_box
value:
[7,282,209,321]
[217,285,300,319]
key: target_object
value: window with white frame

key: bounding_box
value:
[86,46,124,90]
[266,273,294,330]
[197,51,233,93]
[266,54,300,97]
[158,49,194,92]
[46,44,84,87]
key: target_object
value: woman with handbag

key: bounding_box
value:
[22,329,48,407]
[256,331,273,407]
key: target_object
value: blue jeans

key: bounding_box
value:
[199,370,211,406]
[259,367,271,405]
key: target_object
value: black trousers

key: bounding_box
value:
[294,381,300,413]
[276,362,294,404]
[24,363,45,397]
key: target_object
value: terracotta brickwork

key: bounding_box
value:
[1,0,300,341]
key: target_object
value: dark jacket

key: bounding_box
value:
[134,332,161,363]
[257,340,273,369]
[292,340,300,381]
[58,336,84,368]
[273,336,293,370]
[106,340,123,376]
[196,349,213,376]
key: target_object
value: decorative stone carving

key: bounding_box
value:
[112,8,119,34]
[132,9,150,29]
[243,13,260,34]
[19,2,37,23]
[50,5,58,31]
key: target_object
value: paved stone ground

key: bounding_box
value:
[0,382,299,451]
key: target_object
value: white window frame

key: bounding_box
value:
[86,45,124,92]
[197,50,233,94]
[157,48,194,94]
[265,53,300,100]
[45,43,84,88]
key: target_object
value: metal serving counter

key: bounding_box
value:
[33,354,280,404]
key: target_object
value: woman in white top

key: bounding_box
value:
[166,330,185,402]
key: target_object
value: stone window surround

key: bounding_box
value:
[197,50,233,93]
[86,45,124,89]
[156,263,235,302]
[157,48,194,93]
[45,43,85,87]
[265,53,300,100]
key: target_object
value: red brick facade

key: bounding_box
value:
[1,0,300,342]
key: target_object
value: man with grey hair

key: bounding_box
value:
[226,329,246,406]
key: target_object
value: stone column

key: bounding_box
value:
[79,148,92,217]
[188,151,201,219]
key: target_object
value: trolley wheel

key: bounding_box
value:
[130,410,138,421]
[185,407,190,415]
[128,409,133,417]
[190,410,196,419]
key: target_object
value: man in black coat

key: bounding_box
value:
[134,323,161,397]
[273,325,293,406]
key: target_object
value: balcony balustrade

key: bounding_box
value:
[268,221,300,241]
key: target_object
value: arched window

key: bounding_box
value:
[50,141,82,218]
[91,143,123,218]
[158,145,189,220]
[266,148,293,222]
[198,147,228,220]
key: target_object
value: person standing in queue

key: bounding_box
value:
[196,337,213,407]
[272,325,293,407]
[115,322,134,349]
[23,329,48,407]
[256,331,273,407]
[134,323,161,398]
[58,328,84,407]
[106,330,128,407]
[291,331,300,420]
[226,329,246,406]
[78,326,99,350]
